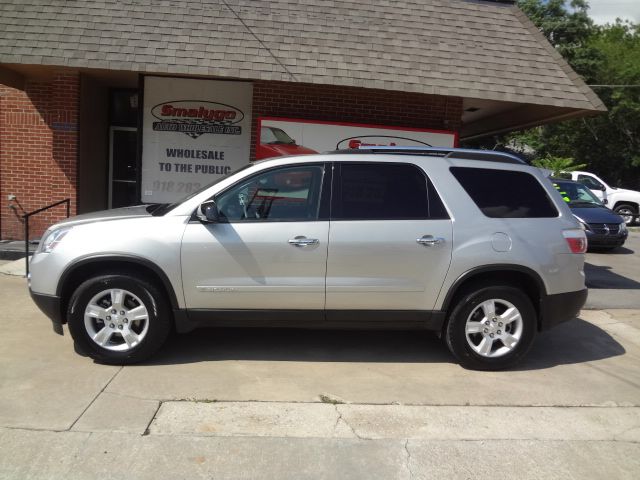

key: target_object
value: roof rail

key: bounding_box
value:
[325,146,527,165]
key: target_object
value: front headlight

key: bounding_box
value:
[620,222,627,233]
[40,227,72,253]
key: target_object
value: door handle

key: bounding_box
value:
[288,236,319,247]
[417,235,445,247]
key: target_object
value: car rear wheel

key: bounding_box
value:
[614,204,637,226]
[67,274,171,365]
[445,285,536,370]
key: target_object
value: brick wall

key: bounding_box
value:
[251,80,463,161]
[0,71,79,240]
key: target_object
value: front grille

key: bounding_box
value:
[588,223,620,235]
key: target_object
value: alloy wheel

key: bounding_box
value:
[84,288,149,352]
[464,298,524,358]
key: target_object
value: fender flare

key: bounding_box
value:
[440,264,547,314]
[57,254,180,310]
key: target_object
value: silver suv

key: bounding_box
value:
[29,147,588,370]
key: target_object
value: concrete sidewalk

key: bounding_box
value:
[1,274,639,479]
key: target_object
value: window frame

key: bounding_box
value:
[330,161,449,221]
[208,162,331,224]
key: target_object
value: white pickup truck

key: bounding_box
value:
[570,171,640,225]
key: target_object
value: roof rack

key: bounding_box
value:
[325,146,527,165]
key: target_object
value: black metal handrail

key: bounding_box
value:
[23,198,70,277]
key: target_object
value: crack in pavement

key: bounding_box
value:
[2,425,639,444]
[142,401,163,436]
[332,405,342,436]
[334,405,367,440]
[68,366,124,431]
[404,439,414,480]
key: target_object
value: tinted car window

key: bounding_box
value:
[450,167,558,218]
[216,165,324,222]
[333,163,448,220]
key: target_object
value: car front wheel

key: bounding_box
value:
[445,286,536,370]
[67,274,171,364]
[614,204,637,226]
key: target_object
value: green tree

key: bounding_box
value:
[517,0,600,80]
[531,156,586,177]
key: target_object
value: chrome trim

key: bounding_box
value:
[416,235,445,246]
[288,237,320,247]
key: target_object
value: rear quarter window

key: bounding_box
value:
[450,167,558,218]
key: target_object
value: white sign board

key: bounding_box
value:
[142,76,253,203]
[257,117,457,160]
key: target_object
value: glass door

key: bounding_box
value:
[108,126,138,208]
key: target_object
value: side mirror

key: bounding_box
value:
[196,200,219,223]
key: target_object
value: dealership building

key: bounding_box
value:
[0,0,605,240]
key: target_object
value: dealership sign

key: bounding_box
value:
[141,77,252,203]
[257,117,457,160]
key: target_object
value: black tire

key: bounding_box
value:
[67,274,171,365]
[614,204,637,226]
[444,285,536,371]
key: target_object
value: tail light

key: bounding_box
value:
[563,229,587,254]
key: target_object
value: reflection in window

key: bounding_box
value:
[216,166,323,222]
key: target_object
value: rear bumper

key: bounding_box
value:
[29,290,64,335]
[539,288,588,331]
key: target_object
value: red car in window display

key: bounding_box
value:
[257,126,317,160]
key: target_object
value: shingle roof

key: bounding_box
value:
[0,0,605,112]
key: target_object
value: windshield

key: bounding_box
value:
[151,163,253,216]
[552,181,604,208]
[261,127,296,145]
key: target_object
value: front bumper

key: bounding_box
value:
[29,290,64,335]
[586,231,628,248]
[539,288,588,331]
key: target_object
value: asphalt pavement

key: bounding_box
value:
[585,231,640,309]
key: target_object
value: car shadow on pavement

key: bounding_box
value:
[585,262,640,289]
[139,317,625,371]
[514,318,625,371]
[590,245,635,255]
[146,328,454,365]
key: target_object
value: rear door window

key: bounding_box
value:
[332,163,449,220]
[450,167,558,218]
